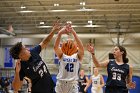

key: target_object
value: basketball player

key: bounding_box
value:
[54,24,84,93]
[85,67,104,93]
[87,44,136,93]
[79,69,89,93]
[9,21,61,93]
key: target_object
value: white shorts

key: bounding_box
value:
[55,80,79,93]
[91,87,103,93]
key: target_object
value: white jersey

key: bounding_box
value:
[91,74,103,93]
[56,53,80,81]
[92,74,100,87]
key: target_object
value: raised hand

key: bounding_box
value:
[128,81,136,89]
[59,23,72,35]
[52,20,61,33]
[87,43,95,54]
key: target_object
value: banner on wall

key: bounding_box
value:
[4,47,13,67]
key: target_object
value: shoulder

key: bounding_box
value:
[109,59,115,63]
[30,45,41,52]
[129,64,133,68]
[128,64,133,70]
[107,59,115,66]
[99,74,103,78]
[123,63,130,68]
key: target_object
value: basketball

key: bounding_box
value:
[61,40,78,56]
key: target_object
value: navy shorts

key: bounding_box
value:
[105,86,128,93]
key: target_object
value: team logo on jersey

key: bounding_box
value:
[63,58,77,62]
[33,61,44,72]
[111,67,124,73]
[32,61,48,78]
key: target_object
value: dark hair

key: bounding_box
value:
[10,42,22,59]
[117,45,129,63]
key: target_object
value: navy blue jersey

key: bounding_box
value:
[106,60,129,87]
[79,75,88,93]
[19,45,55,93]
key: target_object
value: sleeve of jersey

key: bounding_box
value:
[30,45,41,54]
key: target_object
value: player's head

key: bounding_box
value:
[113,45,128,63]
[80,69,85,76]
[61,39,78,56]
[10,42,31,61]
[93,67,99,75]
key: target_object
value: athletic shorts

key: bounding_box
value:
[55,80,79,93]
[91,87,103,93]
[105,86,128,93]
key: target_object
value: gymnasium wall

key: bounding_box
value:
[0,47,4,67]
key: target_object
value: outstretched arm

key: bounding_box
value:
[54,26,69,59]
[54,31,63,59]
[39,21,61,50]
[87,43,109,68]
[70,27,84,61]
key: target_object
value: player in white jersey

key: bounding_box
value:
[85,67,104,93]
[54,23,84,93]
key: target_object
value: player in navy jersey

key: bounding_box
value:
[79,69,89,93]
[54,24,84,93]
[87,44,136,93]
[9,21,61,93]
